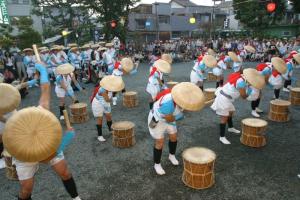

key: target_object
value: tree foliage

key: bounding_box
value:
[233,0,287,30]
[290,0,300,13]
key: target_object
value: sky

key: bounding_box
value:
[139,0,216,6]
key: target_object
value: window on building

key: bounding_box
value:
[7,0,19,4]
[22,0,30,4]
[159,15,170,24]
[135,19,146,30]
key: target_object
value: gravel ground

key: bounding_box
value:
[1,61,300,200]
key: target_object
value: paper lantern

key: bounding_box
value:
[267,2,276,13]
[189,17,196,24]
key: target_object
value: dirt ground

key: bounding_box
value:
[1,61,300,200]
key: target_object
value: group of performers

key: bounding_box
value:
[0,40,300,200]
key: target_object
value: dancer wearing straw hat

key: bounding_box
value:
[0,83,21,169]
[213,53,228,88]
[148,82,205,175]
[55,63,82,120]
[190,55,217,91]
[146,59,171,110]
[23,48,36,80]
[102,45,115,75]
[91,75,125,142]
[227,51,243,73]
[268,57,287,99]
[282,52,300,92]
[211,68,265,144]
[249,62,273,117]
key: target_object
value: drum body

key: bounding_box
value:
[112,121,136,148]
[123,91,138,108]
[290,88,300,105]
[167,81,178,89]
[240,118,267,148]
[207,72,218,82]
[69,103,89,124]
[182,147,216,190]
[268,100,291,122]
[2,150,18,181]
[204,88,216,105]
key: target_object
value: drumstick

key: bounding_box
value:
[32,44,41,63]
[63,110,71,129]
[205,99,215,106]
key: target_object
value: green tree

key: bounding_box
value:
[290,0,300,13]
[84,0,139,42]
[233,0,287,31]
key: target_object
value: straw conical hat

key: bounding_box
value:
[293,53,300,64]
[39,47,49,53]
[244,45,256,53]
[56,63,75,75]
[242,68,265,90]
[100,75,125,92]
[171,82,205,111]
[271,57,287,74]
[2,107,62,162]
[0,83,21,115]
[91,44,100,49]
[203,55,217,68]
[68,43,77,48]
[161,54,173,64]
[121,58,134,72]
[70,47,79,51]
[23,48,33,52]
[153,59,171,74]
[81,44,90,49]
[98,41,106,46]
[98,47,107,51]
[207,48,216,56]
[105,43,114,47]
[228,52,240,62]
[50,46,60,51]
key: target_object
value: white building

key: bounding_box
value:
[217,0,241,30]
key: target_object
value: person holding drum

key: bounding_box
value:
[190,55,217,90]
[146,60,171,110]
[55,63,83,120]
[91,75,125,142]
[211,68,265,144]
[226,51,243,73]
[282,52,300,92]
[148,82,205,175]
[268,57,287,100]
[213,53,228,88]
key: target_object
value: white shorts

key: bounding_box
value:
[14,153,64,181]
[190,70,203,84]
[26,67,35,78]
[55,86,66,98]
[146,83,160,100]
[211,93,235,116]
[92,98,111,117]
[148,111,177,139]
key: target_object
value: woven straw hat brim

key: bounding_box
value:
[2,107,63,162]
[105,43,114,47]
[182,147,216,164]
[98,42,106,45]
[0,83,21,115]
[98,47,107,51]
[100,75,125,92]
[228,52,240,62]
[121,58,134,72]
[23,48,33,52]
[91,44,100,49]
[56,63,75,75]
[171,82,205,111]
[70,47,79,51]
[161,54,173,64]
[203,55,217,68]
[271,57,287,74]
[68,43,77,48]
[243,68,265,90]
[207,49,216,56]
[154,59,171,74]
[244,45,256,53]
[293,54,300,64]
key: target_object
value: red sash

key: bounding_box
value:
[272,70,280,77]
[90,85,100,103]
[155,88,176,107]
[114,61,121,69]
[149,67,160,78]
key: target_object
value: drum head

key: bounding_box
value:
[70,103,87,109]
[270,99,291,106]
[242,118,267,127]
[291,87,300,92]
[204,88,216,93]
[112,121,135,130]
[125,91,137,96]
[182,147,216,164]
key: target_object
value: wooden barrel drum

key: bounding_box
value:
[290,87,300,105]
[268,100,291,122]
[182,147,216,190]
[207,72,218,82]
[167,81,178,89]
[240,118,267,148]
[2,150,18,181]
[111,121,136,148]
[204,88,216,105]
[123,91,138,108]
[69,103,89,124]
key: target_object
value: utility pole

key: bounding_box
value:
[210,0,216,39]
[154,1,159,41]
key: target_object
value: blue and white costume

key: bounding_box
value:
[148,93,183,139]
[102,50,114,74]
[91,87,112,117]
[212,56,228,77]
[225,55,242,72]
[69,52,81,69]
[55,74,74,98]
[23,55,36,78]
[146,68,163,100]
[211,73,247,116]
[190,60,206,84]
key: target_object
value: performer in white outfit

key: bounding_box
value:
[226,51,243,73]
[213,53,228,88]
[148,82,205,175]
[23,48,36,79]
[91,76,124,142]
[146,60,171,110]
[103,44,115,75]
